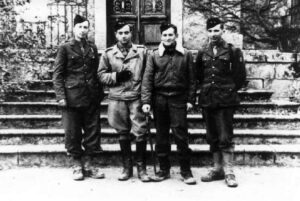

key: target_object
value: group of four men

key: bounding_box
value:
[53,15,246,188]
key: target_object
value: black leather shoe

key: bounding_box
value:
[118,167,133,181]
[181,171,197,185]
[201,169,225,182]
[151,170,170,182]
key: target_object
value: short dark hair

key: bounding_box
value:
[206,17,224,30]
[160,23,177,34]
[114,21,132,32]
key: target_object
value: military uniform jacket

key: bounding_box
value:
[195,40,246,108]
[98,44,147,101]
[53,38,104,107]
[141,42,196,105]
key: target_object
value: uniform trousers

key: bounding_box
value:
[202,107,235,153]
[62,103,102,158]
[153,94,192,173]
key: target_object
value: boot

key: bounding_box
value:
[83,155,105,179]
[180,164,196,185]
[223,151,238,187]
[201,152,225,182]
[136,141,151,182]
[181,171,197,185]
[118,140,133,181]
[179,151,196,185]
[151,156,170,182]
[71,157,84,181]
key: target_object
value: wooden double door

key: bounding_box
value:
[107,0,170,48]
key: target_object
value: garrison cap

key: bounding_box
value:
[206,17,223,29]
[74,14,88,26]
[114,21,132,32]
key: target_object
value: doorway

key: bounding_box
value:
[106,0,170,48]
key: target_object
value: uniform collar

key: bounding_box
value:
[204,39,229,57]
[112,43,139,59]
[208,38,228,49]
[70,38,92,56]
[70,38,90,45]
[158,42,184,57]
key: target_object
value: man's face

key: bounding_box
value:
[115,25,132,45]
[73,21,89,39]
[161,27,177,46]
[207,24,223,43]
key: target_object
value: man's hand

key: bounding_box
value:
[116,70,132,82]
[58,99,67,107]
[187,102,193,112]
[142,104,151,113]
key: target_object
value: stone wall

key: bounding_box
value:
[182,0,243,50]
[244,50,300,100]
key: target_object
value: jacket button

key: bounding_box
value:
[212,66,215,69]
[212,81,215,84]
[212,74,215,77]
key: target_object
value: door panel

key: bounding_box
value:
[107,0,170,48]
[107,0,138,46]
[140,0,170,48]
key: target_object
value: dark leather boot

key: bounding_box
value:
[83,155,105,179]
[118,140,133,181]
[201,152,225,182]
[179,159,196,185]
[151,156,170,182]
[136,141,151,182]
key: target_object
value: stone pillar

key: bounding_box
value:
[94,0,107,50]
[171,0,183,47]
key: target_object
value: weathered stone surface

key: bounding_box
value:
[246,63,276,79]
[265,79,294,99]
[0,154,18,170]
[244,50,296,63]
[274,63,295,79]
[247,79,264,89]
[182,9,207,50]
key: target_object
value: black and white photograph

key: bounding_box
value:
[0,0,299,200]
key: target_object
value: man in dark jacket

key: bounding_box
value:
[53,15,104,181]
[142,23,197,185]
[98,21,151,182]
[195,17,246,187]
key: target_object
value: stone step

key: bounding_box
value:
[238,89,273,101]
[24,79,270,91]
[2,89,273,102]
[0,144,299,168]
[0,114,299,129]
[1,128,300,145]
[25,80,54,91]
[1,100,298,115]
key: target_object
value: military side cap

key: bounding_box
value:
[74,14,87,26]
[114,21,131,32]
[206,17,222,29]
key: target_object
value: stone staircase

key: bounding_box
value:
[1,50,300,168]
[1,79,300,169]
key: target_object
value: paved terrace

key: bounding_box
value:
[0,167,299,201]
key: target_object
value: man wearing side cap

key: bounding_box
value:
[53,14,105,180]
[142,23,197,185]
[98,21,151,182]
[195,17,246,187]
